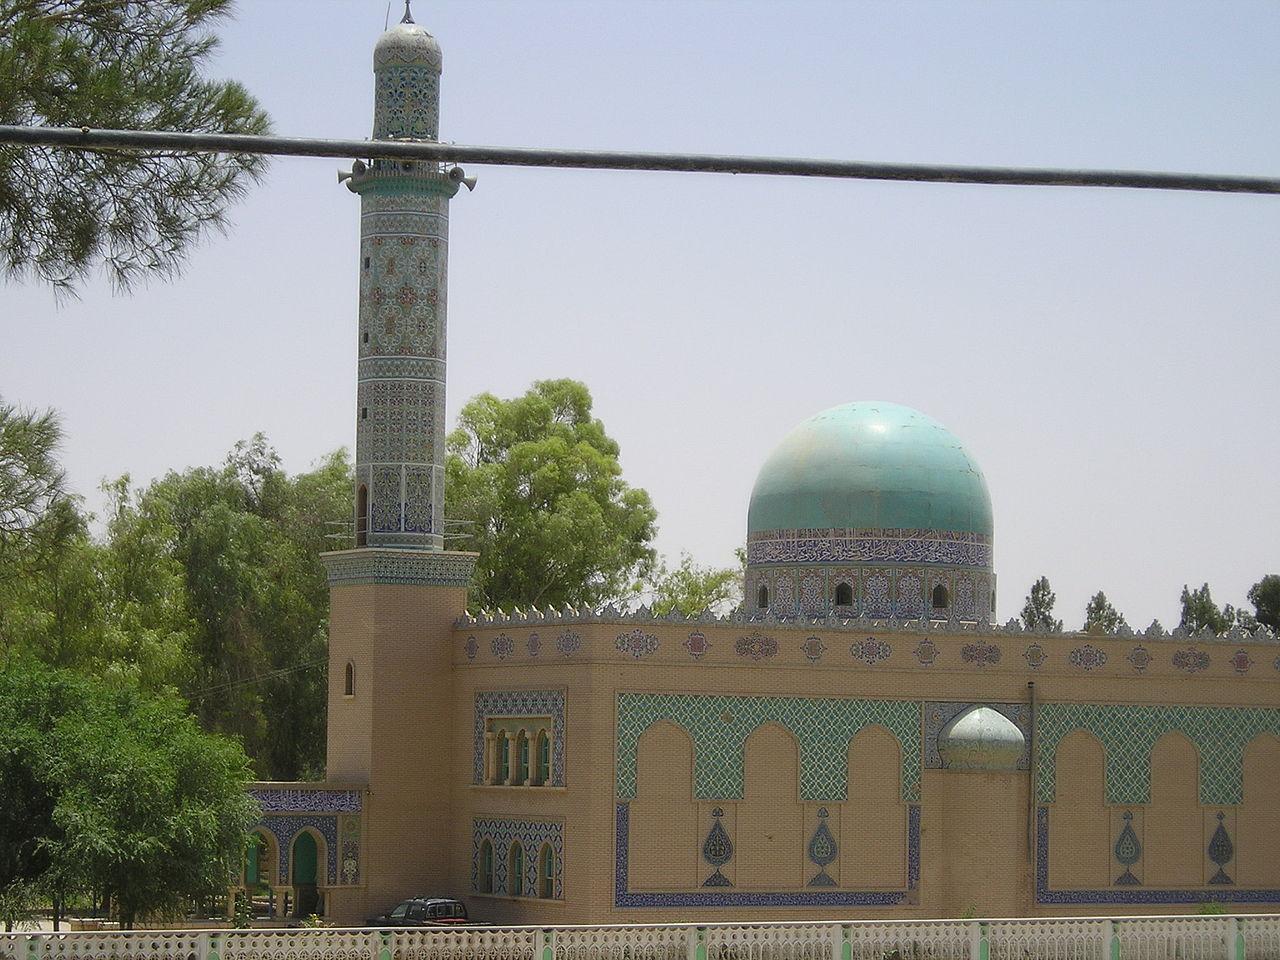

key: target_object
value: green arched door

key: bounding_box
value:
[292,832,319,917]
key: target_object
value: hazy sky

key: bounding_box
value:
[4,0,1278,629]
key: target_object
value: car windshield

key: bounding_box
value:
[390,903,408,919]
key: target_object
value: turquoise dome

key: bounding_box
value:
[748,402,992,537]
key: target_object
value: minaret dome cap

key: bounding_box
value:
[374,4,442,72]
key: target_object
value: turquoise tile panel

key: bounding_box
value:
[616,692,921,803]
[1035,703,1280,806]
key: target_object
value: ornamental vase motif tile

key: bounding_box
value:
[851,637,891,665]
[464,636,478,661]
[961,641,1001,667]
[914,639,939,666]
[1069,644,1108,671]
[684,631,710,660]
[1173,648,1210,673]
[615,628,659,659]
[556,631,582,657]
[802,636,826,663]
[736,632,778,661]
[1127,646,1152,673]
[527,633,541,657]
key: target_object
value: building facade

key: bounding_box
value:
[234,5,1280,927]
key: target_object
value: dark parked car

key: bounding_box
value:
[367,898,479,927]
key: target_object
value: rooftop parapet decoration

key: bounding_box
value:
[457,605,1279,643]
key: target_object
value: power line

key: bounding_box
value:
[2,124,1278,196]
[185,657,327,703]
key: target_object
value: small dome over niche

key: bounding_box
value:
[937,706,1024,771]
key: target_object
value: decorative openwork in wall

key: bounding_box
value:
[473,690,566,786]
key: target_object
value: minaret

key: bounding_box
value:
[346,0,456,550]
[321,3,476,921]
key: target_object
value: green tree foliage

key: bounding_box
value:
[0,398,65,583]
[0,408,349,779]
[0,0,270,291]
[119,437,350,779]
[648,552,741,616]
[1247,575,1280,632]
[1083,590,1124,633]
[445,380,657,613]
[1020,576,1062,631]
[1179,583,1237,635]
[0,657,257,929]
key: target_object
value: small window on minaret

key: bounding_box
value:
[758,585,769,609]
[344,662,355,697]
[361,407,368,420]
[363,256,370,269]
[932,584,950,610]
[361,330,369,344]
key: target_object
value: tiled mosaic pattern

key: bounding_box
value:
[614,802,920,907]
[1035,703,1280,805]
[923,702,1030,770]
[472,818,563,899]
[473,690,565,785]
[259,814,340,886]
[615,693,921,802]
[1036,807,1280,904]
[747,564,991,622]
[322,548,474,586]
[251,788,362,813]
[747,528,992,566]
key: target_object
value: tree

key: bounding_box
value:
[0,657,258,929]
[1179,583,1236,635]
[1247,575,1280,631]
[446,379,658,613]
[0,0,270,291]
[0,398,65,583]
[648,552,741,616]
[1020,576,1062,631]
[1083,590,1123,633]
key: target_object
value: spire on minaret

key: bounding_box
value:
[401,0,414,24]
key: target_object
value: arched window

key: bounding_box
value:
[508,842,525,897]
[356,485,369,547]
[516,731,529,785]
[538,844,555,899]
[757,585,769,609]
[834,582,853,606]
[478,839,493,893]
[536,730,551,785]
[932,584,950,610]
[344,662,355,697]
[498,735,510,784]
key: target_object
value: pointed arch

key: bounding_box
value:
[538,842,555,899]
[931,583,950,610]
[1146,731,1201,886]
[834,582,854,607]
[534,728,551,786]
[757,584,769,609]
[740,722,803,888]
[1049,729,1109,888]
[356,485,369,547]
[1238,733,1280,886]
[477,838,494,894]
[507,840,525,897]
[343,661,355,697]
[843,723,905,887]
[631,720,697,889]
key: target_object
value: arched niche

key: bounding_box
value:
[1238,733,1280,887]
[631,720,697,889]
[1145,731,1201,886]
[842,724,904,887]
[739,723,803,889]
[1048,729,1109,888]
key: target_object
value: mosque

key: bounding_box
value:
[235,6,1280,926]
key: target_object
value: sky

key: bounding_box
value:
[3,0,1279,629]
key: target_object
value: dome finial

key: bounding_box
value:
[401,0,414,24]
